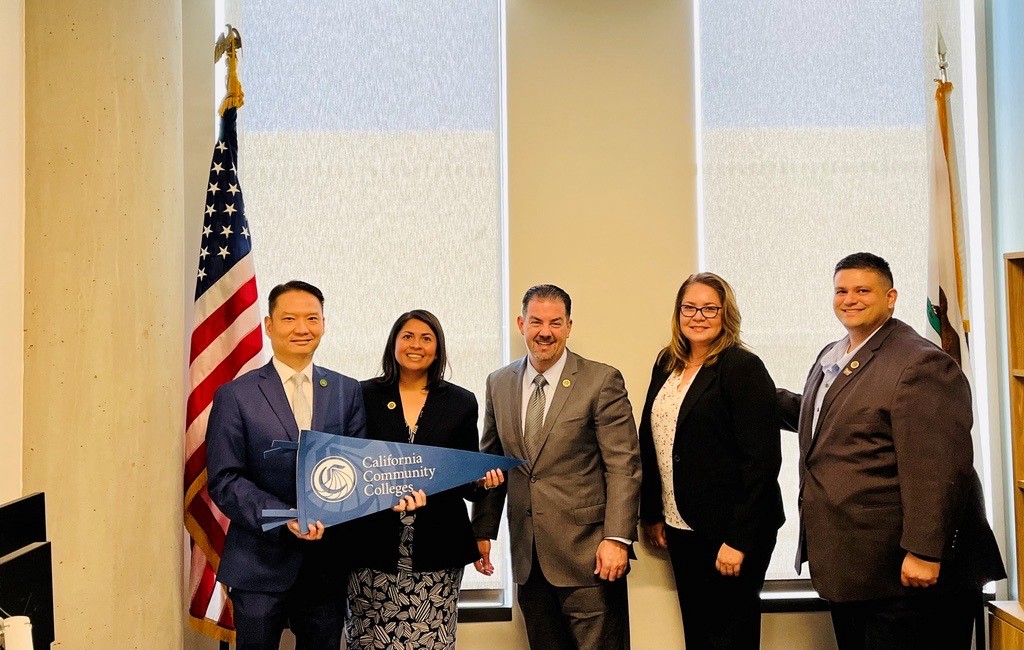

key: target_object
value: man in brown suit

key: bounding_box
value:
[778,252,1004,649]
[472,284,642,649]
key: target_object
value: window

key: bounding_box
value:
[698,0,943,581]
[219,0,510,601]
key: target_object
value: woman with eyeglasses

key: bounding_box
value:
[638,273,784,649]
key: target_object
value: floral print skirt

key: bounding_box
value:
[346,513,464,650]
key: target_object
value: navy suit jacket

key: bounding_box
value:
[207,360,366,592]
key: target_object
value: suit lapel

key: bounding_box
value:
[258,361,300,441]
[311,365,328,432]
[673,363,716,435]
[531,351,578,462]
[507,358,528,460]
[802,366,825,458]
[810,319,899,453]
[385,382,410,442]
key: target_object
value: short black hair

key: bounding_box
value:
[834,253,894,288]
[375,309,449,388]
[268,280,325,315]
[521,284,572,318]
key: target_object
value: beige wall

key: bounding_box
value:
[23,1,185,647]
[458,1,837,647]
[0,0,25,505]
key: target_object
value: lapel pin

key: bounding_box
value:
[562,379,571,387]
[843,368,853,376]
[320,378,328,387]
[850,360,860,369]
[387,401,397,410]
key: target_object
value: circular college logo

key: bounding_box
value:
[310,456,357,502]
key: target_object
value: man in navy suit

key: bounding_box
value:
[208,280,366,650]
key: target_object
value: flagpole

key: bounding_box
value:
[929,24,983,646]
[185,24,256,649]
[217,26,243,650]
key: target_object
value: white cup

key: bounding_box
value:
[0,616,34,650]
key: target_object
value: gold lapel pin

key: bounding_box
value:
[850,360,860,369]
[562,379,571,387]
[843,368,853,376]
[320,378,328,387]
[387,401,397,410]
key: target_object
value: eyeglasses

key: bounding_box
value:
[679,305,721,319]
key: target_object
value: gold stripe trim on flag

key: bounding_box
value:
[189,614,235,643]
[184,467,223,572]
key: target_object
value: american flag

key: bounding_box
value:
[184,106,264,642]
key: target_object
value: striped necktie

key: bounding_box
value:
[524,374,548,461]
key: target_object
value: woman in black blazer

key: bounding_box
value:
[346,309,503,650]
[639,273,784,650]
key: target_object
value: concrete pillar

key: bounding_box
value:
[24,1,184,645]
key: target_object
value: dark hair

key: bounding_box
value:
[660,272,745,373]
[834,253,894,288]
[268,280,325,315]
[376,309,449,388]
[521,284,572,318]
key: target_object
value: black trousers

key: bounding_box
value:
[229,562,348,650]
[517,546,631,650]
[829,584,981,650]
[665,526,776,650]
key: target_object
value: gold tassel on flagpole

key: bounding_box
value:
[215,25,245,115]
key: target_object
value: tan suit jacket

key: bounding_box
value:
[778,318,1004,602]
[472,350,642,587]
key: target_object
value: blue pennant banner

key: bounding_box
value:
[261,430,523,531]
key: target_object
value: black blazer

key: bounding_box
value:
[351,379,485,572]
[638,345,785,554]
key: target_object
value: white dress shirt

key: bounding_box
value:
[272,356,314,422]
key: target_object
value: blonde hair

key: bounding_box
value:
[659,272,745,374]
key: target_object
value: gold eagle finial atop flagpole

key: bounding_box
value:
[215,25,244,115]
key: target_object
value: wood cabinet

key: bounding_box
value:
[990,252,1024,649]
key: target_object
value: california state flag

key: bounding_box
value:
[927,79,971,379]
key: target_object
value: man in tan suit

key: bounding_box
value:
[778,253,1004,649]
[472,284,642,649]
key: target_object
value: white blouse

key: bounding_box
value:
[651,368,701,531]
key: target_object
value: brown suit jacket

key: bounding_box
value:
[472,350,642,587]
[778,318,1004,602]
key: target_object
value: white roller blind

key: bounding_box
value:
[698,0,931,580]
[222,0,507,592]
